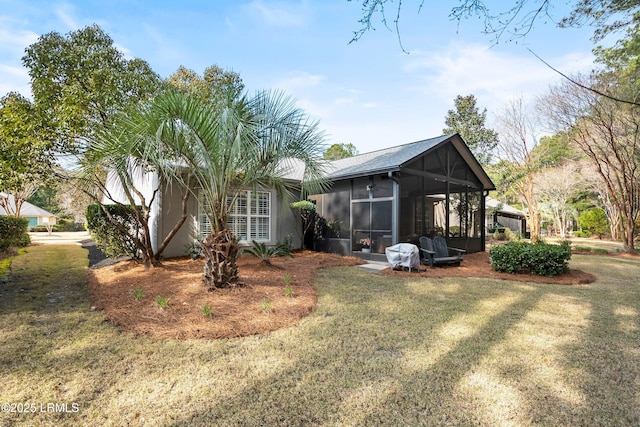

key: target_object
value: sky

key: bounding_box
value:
[0,0,601,154]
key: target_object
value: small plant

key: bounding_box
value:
[359,237,372,248]
[284,286,294,298]
[185,237,203,260]
[155,295,169,309]
[201,304,212,317]
[261,298,273,313]
[132,287,144,301]
[276,234,293,257]
[244,240,290,264]
[284,274,292,284]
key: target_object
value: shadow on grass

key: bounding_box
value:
[1,251,639,426]
[168,269,548,426]
[169,257,640,426]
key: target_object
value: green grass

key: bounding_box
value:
[549,236,625,253]
[1,246,639,426]
[0,247,27,280]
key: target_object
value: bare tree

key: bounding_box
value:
[534,162,583,238]
[0,182,39,217]
[494,97,542,240]
[580,160,621,239]
[540,74,640,252]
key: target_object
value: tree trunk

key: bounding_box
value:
[201,228,241,289]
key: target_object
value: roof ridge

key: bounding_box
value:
[327,133,454,165]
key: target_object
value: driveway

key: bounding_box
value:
[28,230,91,245]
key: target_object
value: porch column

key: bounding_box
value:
[481,191,487,251]
[392,176,399,245]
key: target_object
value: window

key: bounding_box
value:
[199,190,271,242]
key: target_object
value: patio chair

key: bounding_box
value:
[419,236,465,267]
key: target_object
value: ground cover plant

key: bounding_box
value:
[1,245,639,426]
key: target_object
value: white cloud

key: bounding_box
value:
[0,64,31,97]
[244,0,310,28]
[275,70,325,91]
[0,24,39,55]
[403,41,594,113]
[333,97,354,106]
[55,5,78,30]
[114,43,133,59]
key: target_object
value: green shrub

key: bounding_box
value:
[490,240,571,277]
[54,217,84,232]
[86,204,139,258]
[579,208,608,236]
[0,216,30,251]
[572,230,589,238]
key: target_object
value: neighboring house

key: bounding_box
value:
[485,197,527,236]
[0,192,57,228]
[309,134,495,261]
[104,133,496,260]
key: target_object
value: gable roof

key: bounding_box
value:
[324,134,495,190]
[0,192,56,218]
[486,197,526,217]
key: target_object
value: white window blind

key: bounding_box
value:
[199,190,271,242]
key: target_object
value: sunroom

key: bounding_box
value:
[311,134,496,261]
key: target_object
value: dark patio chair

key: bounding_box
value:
[419,236,465,267]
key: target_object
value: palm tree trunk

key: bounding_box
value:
[201,228,241,288]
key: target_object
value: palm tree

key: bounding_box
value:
[145,88,327,288]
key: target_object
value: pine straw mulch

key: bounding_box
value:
[89,250,599,340]
[381,251,597,285]
[88,251,364,340]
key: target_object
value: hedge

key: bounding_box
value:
[0,216,30,251]
[86,204,140,258]
[489,240,572,277]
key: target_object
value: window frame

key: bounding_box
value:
[198,190,272,244]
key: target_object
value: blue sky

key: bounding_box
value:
[1,0,599,153]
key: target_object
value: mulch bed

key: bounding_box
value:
[88,250,600,340]
[381,251,597,285]
[88,251,364,340]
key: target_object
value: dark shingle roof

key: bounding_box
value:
[324,134,453,180]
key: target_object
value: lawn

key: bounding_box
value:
[1,245,639,426]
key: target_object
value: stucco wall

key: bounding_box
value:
[158,183,198,259]
[158,184,303,259]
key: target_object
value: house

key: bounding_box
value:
[309,134,495,260]
[0,192,57,229]
[101,165,304,259]
[104,133,495,260]
[485,197,527,236]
